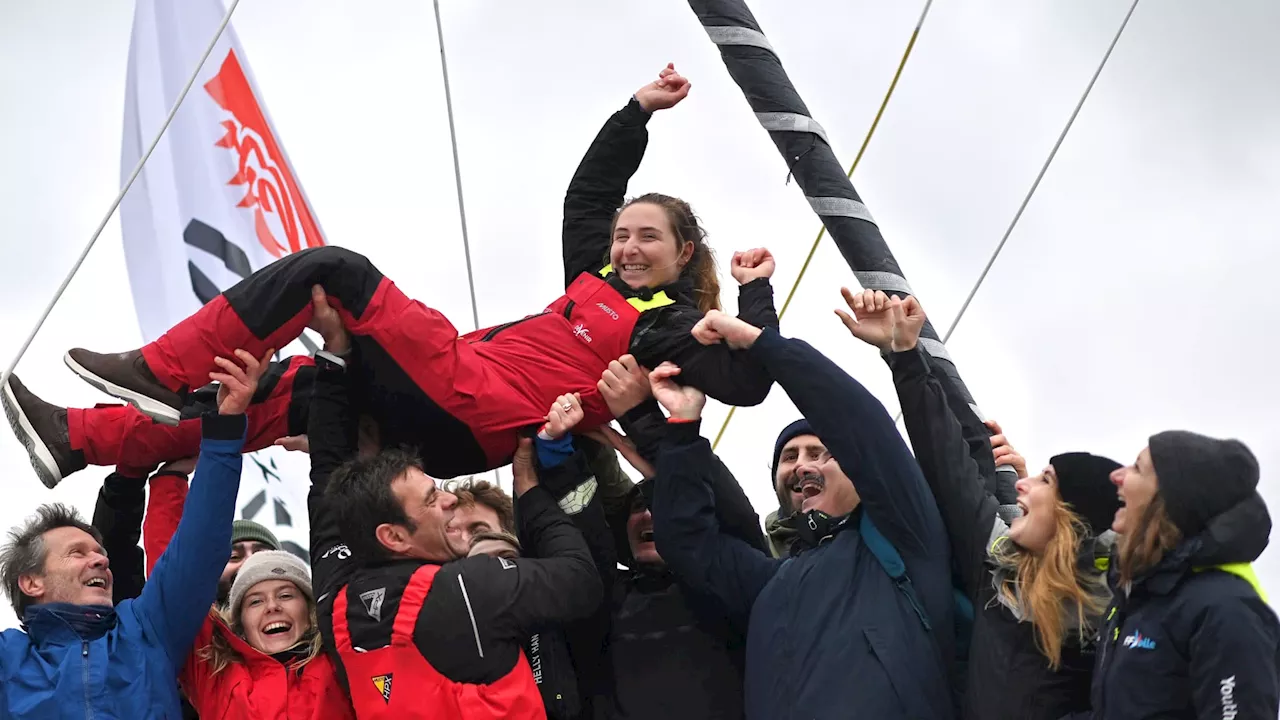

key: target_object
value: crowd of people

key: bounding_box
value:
[0,64,1276,720]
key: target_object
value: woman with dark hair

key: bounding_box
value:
[6,64,780,488]
[1091,431,1279,719]
[841,288,1119,719]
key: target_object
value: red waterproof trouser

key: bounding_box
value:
[68,355,312,472]
[78,247,630,475]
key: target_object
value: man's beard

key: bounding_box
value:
[216,575,233,608]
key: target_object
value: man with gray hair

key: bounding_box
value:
[0,347,264,718]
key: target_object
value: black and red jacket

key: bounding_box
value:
[307,355,602,719]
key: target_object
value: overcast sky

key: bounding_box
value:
[1,0,1277,629]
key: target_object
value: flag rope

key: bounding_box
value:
[711,0,934,451]
[1,0,244,388]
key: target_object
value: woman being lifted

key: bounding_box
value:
[7,64,779,488]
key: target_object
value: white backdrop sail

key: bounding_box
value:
[120,0,325,563]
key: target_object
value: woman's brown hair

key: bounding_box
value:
[611,193,722,314]
[196,599,324,677]
[992,500,1109,670]
[1116,494,1183,588]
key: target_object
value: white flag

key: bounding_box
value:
[121,0,325,564]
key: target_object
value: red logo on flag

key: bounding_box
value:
[204,50,324,258]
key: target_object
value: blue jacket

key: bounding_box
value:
[652,330,956,720]
[0,413,246,719]
[1091,491,1279,719]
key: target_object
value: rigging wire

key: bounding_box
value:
[1,0,243,389]
[711,0,935,451]
[433,0,481,334]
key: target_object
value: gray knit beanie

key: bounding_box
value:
[227,550,313,618]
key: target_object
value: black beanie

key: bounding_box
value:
[771,419,814,508]
[1050,452,1122,536]
[1149,430,1259,538]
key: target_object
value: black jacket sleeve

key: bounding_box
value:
[748,328,946,559]
[436,485,602,653]
[651,421,781,627]
[888,347,1002,600]
[1188,593,1280,718]
[617,400,768,555]
[307,355,359,604]
[736,277,780,330]
[92,471,148,604]
[532,443,617,708]
[630,306,775,406]
[562,98,651,286]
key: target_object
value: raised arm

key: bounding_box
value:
[694,309,946,558]
[646,371,780,625]
[839,288,1002,598]
[91,470,148,604]
[141,463,194,577]
[731,248,780,331]
[130,347,269,665]
[562,65,688,285]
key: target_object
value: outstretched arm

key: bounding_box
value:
[694,309,946,558]
[91,470,148,604]
[562,65,689,285]
[647,370,779,625]
[131,348,268,666]
[841,287,1002,599]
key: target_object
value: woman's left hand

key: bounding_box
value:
[543,393,585,439]
[212,348,274,416]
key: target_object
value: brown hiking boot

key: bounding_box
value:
[64,348,183,426]
[2,375,86,489]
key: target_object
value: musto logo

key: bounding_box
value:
[205,50,324,258]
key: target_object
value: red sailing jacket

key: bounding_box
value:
[330,564,546,720]
[462,270,673,435]
[181,612,356,720]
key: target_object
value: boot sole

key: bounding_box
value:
[2,381,62,489]
[64,352,182,426]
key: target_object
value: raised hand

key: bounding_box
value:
[212,348,274,416]
[598,354,651,417]
[543,393,585,440]
[511,437,538,498]
[986,420,1028,479]
[691,309,763,350]
[307,285,350,355]
[834,288,925,353]
[635,63,691,113]
[648,362,706,421]
[730,247,776,284]
[584,426,656,479]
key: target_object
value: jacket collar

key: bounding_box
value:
[1119,491,1271,597]
[606,273,697,308]
[24,603,116,645]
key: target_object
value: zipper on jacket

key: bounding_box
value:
[82,640,92,719]
[479,312,547,342]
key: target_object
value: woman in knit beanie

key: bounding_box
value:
[180,550,354,719]
[1091,431,1278,719]
[839,287,1119,719]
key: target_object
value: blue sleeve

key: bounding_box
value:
[651,421,780,626]
[1189,592,1280,720]
[749,328,947,558]
[535,433,575,469]
[129,412,245,666]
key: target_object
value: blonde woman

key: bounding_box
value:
[841,288,1118,719]
[179,550,354,719]
[1091,431,1278,718]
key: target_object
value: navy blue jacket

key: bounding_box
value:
[652,329,955,720]
[1091,491,1279,719]
[0,413,245,719]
